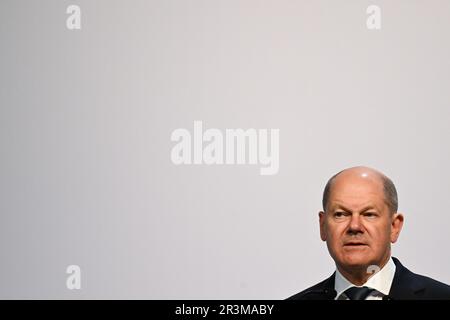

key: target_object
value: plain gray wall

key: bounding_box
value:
[1,0,450,299]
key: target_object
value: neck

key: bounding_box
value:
[337,254,391,286]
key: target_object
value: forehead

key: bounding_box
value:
[328,172,386,210]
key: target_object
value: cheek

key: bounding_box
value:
[366,222,391,245]
[327,224,346,243]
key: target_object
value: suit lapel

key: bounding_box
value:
[388,257,425,299]
[301,273,336,300]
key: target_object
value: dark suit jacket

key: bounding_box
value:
[287,257,450,300]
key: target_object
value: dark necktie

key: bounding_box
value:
[344,286,374,300]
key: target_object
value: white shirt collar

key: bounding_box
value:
[334,257,396,300]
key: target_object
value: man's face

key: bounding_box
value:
[319,171,403,273]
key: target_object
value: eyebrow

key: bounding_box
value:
[331,203,377,213]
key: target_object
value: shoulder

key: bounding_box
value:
[286,274,336,300]
[391,257,450,299]
[404,272,450,299]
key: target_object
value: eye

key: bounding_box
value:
[334,211,348,218]
[363,212,377,218]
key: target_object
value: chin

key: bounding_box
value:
[340,251,373,268]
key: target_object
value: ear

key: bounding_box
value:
[390,212,404,243]
[319,211,327,241]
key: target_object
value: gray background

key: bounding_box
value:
[1,0,449,299]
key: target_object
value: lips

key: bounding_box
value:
[344,242,368,247]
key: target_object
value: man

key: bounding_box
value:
[288,166,450,300]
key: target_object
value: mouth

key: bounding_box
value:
[344,242,368,247]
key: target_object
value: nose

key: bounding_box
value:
[347,214,364,235]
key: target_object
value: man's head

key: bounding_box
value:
[319,166,404,282]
